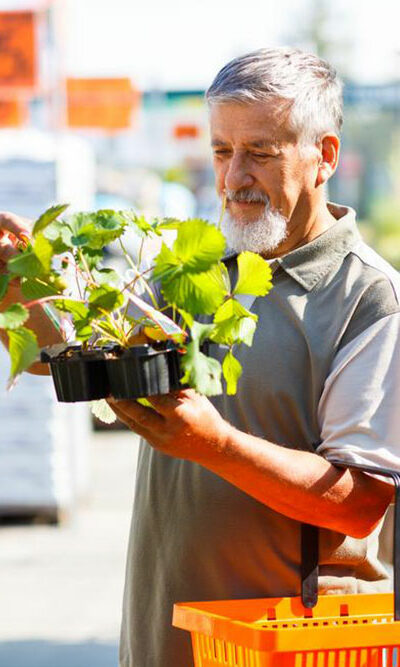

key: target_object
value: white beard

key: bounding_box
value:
[221,202,288,256]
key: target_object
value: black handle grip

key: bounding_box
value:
[301,459,400,619]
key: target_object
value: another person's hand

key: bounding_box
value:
[107,389,232,464]
[0,211,31,289]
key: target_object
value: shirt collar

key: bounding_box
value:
[223,203,361,292]
[277,203,361,291]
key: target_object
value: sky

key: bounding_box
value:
[1,0,400,88]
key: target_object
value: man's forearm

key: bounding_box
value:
[108,392,395,539]
[202,425,393,539]
[0,286,63,375]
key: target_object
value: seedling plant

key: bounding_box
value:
[0,204,273,405]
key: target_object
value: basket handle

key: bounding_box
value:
[301,459,400,619]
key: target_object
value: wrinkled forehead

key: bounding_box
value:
[208,99,298,146]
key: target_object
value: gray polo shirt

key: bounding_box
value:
[119,203,400,667]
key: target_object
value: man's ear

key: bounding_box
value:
[316,134,340,187]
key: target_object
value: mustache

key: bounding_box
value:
[224,189,270,205]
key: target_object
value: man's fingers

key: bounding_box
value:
[0,237,18,262]
[107,398,165,432]
[0,212,32,269]
[147,389,203,417]
[146,393,181,415]
[0,212,32,240]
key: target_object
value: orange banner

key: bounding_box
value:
[0,11,36,89]
[66,78,141,131]
[0,99,27,127]
[173,124,201,139]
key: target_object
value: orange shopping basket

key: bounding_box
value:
[173,461,400,666]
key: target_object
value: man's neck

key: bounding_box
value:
[262,202,339,259]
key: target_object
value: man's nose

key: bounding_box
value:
[224,154,254,192]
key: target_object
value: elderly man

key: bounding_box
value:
[1,47,400,667]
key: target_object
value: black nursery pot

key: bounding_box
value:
[105,343,182,400]
[40,345,110,403]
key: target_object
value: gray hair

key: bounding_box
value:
[206,47,343,143]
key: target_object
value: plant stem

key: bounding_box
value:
[138,237,145,268]
[23,295,85,310]
[91,321,125,346]
[218,193,227,230]
[99,309,126,343]
[118,238,158,309]
[78,249,96,286]
[74,259,83,300]
[120,299,131,332]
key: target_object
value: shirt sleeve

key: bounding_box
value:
[317,312,400,479]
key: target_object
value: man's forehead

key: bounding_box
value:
[211,137,279,148]
[209,100,295,144]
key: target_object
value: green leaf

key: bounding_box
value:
[234,251,273,296]
[212,298,257,346]
[153,223,229,315]
[181,347,222,396]
[156,217,183,230]
[69,210,127,250]
[137,397,153,407]
[93,319,122,340]
[49,274,68,293]
[55,300,93,340]
[53,299,93,340]
[0,275,10,301]
[54,299,88,319]
[80,248,104,270]
[180,321,222,396]
[152,243,180,281]
[177,308,194,329]
[181,347,222,398]
[122,212,183,236]
[173,219,226,273]
[21,277,64,300]
[7,251,45,278]
[211,315,257,347]
[219,260,231,292]
[44,220,73,252]
[124,213,162,237]
[153,221,226,282]
[214,297,257,323]
[190,321,215,345]
[235,317,257,346]
[161,267,226,315]
[0,304,29,330]
[32,204,69,236]
[88,285,124,313]
[71,233,89,247]
[7,327,39,378]
[7,233,55,279]
[74,321,93,341]
[92,267,121,287]
[91,399,117,424]
[222,350,242,395]
[32,233,54,273]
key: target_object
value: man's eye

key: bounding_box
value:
[252,153,272,159]
[213,150,230,156]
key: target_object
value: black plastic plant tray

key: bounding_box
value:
[41,345,110,403]
[105,344,182,400]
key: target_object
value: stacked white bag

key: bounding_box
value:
[0,339,91,520]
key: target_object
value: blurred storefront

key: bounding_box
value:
[0,1,399,521]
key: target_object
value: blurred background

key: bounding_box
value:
[0,0,399,665]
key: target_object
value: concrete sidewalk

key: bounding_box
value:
[0,430,139,667]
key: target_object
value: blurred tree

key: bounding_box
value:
[282,0,353,76]
[360,128,400,268]
[330,110,397,218]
